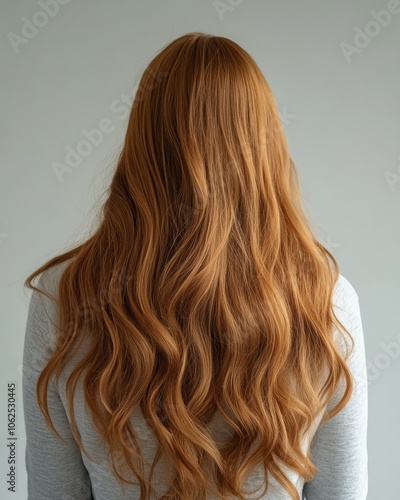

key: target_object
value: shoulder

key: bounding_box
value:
[26,259,74,344]
[334,272,359,300]
[36,258,73,298]
[331,272,364,362]
[332,272,360,314]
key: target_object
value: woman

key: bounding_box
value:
[23,32,368,499]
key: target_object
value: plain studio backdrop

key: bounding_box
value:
[1,0,399,498]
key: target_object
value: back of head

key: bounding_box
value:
[25,32,354,500]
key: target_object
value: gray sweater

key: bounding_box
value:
[22,262,368,499]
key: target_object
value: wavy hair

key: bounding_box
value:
[25,32,354,500]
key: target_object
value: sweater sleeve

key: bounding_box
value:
[22,271,93,500]
[303,276,369,500]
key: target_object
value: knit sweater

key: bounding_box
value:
[22,261,368,499]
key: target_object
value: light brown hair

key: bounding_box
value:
[25,32,354,499]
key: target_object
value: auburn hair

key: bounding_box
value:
[25,32,354,500]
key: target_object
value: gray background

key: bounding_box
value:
[1,0,399,498]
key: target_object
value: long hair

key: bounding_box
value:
[25,32,354,500]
